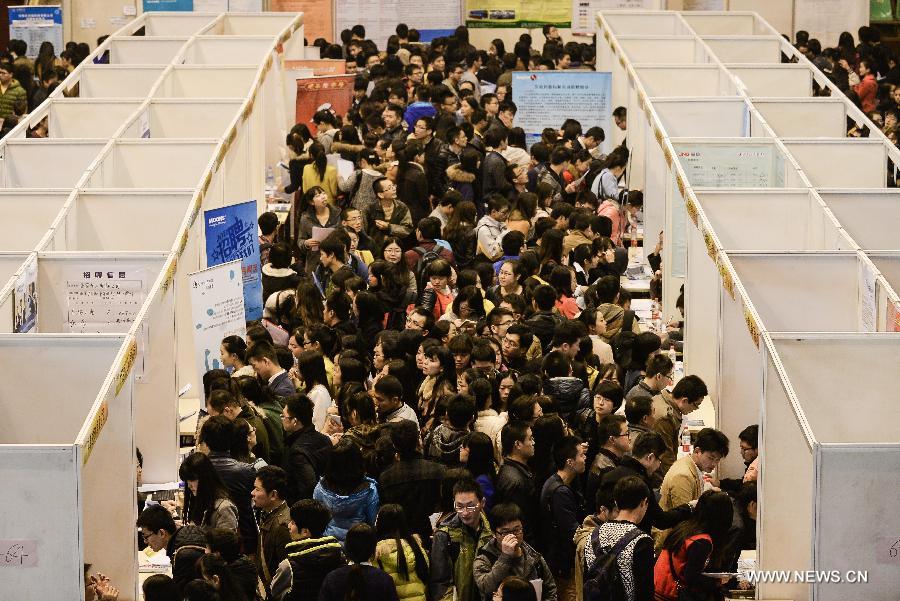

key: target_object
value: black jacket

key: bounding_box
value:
[282,426,332,505]
[380,456,445,541]
[207,451,258,553]
[525,310,561,353]
[280,536,347,601]
[318,564,401,601]
[493,458,540,545]
[482,150,511,200]
[539,473,584,577]
[167,524,207,592]
[599,456,692,534]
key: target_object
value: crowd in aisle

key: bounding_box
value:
[72,20,768,601]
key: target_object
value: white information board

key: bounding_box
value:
[64,267,148,333]
[572,0,659,35]
[8,6,63,60]
[189,260,246,387]
[675,143,776,188]
[336,0,462,48]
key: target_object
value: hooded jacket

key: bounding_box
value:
[312,476,380,541]
[167,524,208,591]
[430,512,493,601]
[270,535,347,601]
[473,538,558,601]
[542,376,591,423]
[425,423,470,466]
[475,214,509,262]
[447,163,478,202]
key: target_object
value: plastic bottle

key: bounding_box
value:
[265,166,275,192]
[681,426,691,453]
[668,343,677,366]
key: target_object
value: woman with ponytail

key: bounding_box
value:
[374,504,429,601]
[319,523,400,601]
[302,141,339,203]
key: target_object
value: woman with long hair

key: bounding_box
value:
[284,124,313,195]
[297,185,341,274]
[443,200,478,269]
[199,553,247,601]
[460,431,497,510]
[549,265,579,319]
[293,281,324,327]
[655,490,734,601]
[417,344,458,432]
[442,285,487,328]
[313,439,380,541]
[379,237,418,299]
[333,354,368,412]
[369,260,416,330]
[374,504,430,601]
[220,335,254,378]
[507,191,536,237]
[296,349,333,432]
[353,291,386,350]
[178,453,238,532]
[35,41,57,82]
[396,142,431,225]
[230,418,267,470]
[302,141,338,202]
[447,147,481,204]
[537,228,565,280]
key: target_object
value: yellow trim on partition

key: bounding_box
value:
[82,400,109,466]
[115,339,138,397]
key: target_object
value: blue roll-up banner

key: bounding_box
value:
[512,71,613,154]
[204,200,263,321]
[142,0,194,11]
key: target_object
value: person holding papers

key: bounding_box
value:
[298,186,340,275]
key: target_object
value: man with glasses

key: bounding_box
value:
[475,194,511,262]
[474,503,558,601]
[624,353,673,403]
[659,427,729,523]
[280,394,331,504]
[430,478,494,601]
[137,504,206,591]
[720,424,759,491]
[651,375,709,483]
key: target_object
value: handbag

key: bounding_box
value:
[667,547,708,601]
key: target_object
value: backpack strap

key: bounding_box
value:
[587,526,643,572]
[621,309,635,333]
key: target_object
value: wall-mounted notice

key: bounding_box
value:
[337,0,462,48]
[0,540,38,567]
[193,0,228,11]
[859,261,876,332]
[466,0,570,27]
[143,0,193,11]
[8,6,63,60]
[205,200,263,321]
[13,257,37,333]
[674,144,775,188]
[683,0,725,9]
[572,0,659,35]
[271,0,334,42]
[794,0,867,47]
[512,71,612,153]
[295,74,355,127]
[227,0,263,11]
[189,260,246,387]
[284,59,346,77]
[65,267,147,333]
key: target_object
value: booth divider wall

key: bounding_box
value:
[0,10,305,600]
[598,9,900,600]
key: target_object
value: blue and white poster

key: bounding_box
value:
[189,260,246,387]
[204,200,263,321]
[8,6,63,59]
[142,0,194,11]
[512,71,613,153]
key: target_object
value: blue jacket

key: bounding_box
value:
[312,476,380,541]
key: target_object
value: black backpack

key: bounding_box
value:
[609,310,637,367]
[583,527,644,601]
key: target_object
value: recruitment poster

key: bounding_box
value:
[466,0,570,28]
[204,200,264,321]
[336,0,462,48]
[143,0,193,11]
[572,0,659,35]
[64,266,148,333]
[512,71,612,152]
[295,74,355,128]
[284,59,346,77]
[271,0,334,42]
[189,260,246,386]
[12,257,37,333]
[8,6,63,59]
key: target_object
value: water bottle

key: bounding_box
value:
[681,426,691,453]
[668,343,677,366]
[265,166,275,194]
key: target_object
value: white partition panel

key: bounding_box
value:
[814,444,900,601]
[870,254,900,299]
[38,100,142,139]
[635,65,730,97]
[62,191,193,251]
[120,100,241,138]
[0,141,106,188]
[32,253,166,333]
[86,141,216,189]
[0,191,70,250]
[730,253,862,332]
[697,189,847,251]
[820,190,900,250]
[181,37,274,65]
[206,13,299,36]
[107,38,188,65]
[652,98,747,137]
[702,37,782,63]
[604,12,681,36]
[153,66,258,98]
[758,351,815,601]
[77,66,166,99]
[753,98,847,138]
[141,13,218,36]
[729,64,813,97]
[682,13,756,35]
[618,36,698,64]
[784,140,886,189]
[683,216,720,407]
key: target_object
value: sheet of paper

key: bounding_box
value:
[312,226,335,242]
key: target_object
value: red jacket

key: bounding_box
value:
[653,534,713,601]
[853,74,877,114]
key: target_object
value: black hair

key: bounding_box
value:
[199,415,234,453]
[179,453,232,527]
[375,503,430,583]
[739,424,759,449]
[501,421,531,457]
[632,431,667,459]
[694,428,730,457]
[137,504,176,536]
[551,435,583,470]
[613,475,650,511]
[255,465,288,499]
[284,394,315,427]
[672,374,708,403]
[289,498,332,538]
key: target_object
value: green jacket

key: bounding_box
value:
[0,79,25,120]
[375,537,429,601]
[430,512,493,601]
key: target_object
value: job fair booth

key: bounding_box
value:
[598,9,900,601]
[0,10,305,600]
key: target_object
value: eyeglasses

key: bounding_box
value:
[454,502,479,514]
[496,525,523,536]
[612,432,630,438]
[140,530,155,542]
